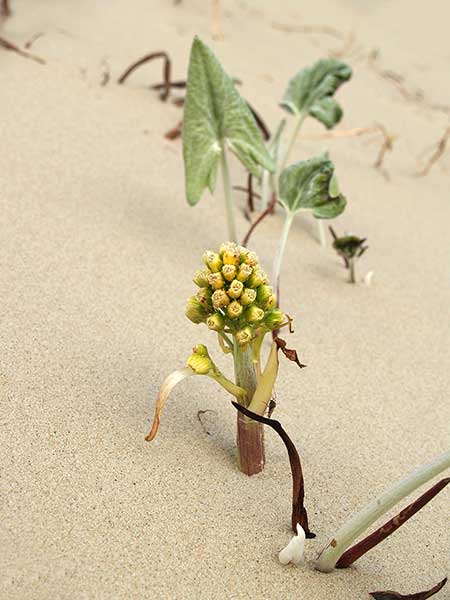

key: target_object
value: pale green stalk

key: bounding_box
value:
[279,113,306,173]
[317,219,326,247]
[273,212,294,298]
[220,145,237,243]
[315,450,450,573]
[233,343,257,406]
[260,169,271,212]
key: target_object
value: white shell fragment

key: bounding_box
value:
[278,524,306,565]
[363,270,374,286]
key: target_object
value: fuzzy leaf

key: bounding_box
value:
[369,578,447,600]
[278,155,347,219]
[281,59,352,128]
[183,37,275,205]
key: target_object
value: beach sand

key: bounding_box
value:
[1,1,449,598]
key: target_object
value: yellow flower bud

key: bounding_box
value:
[222,264,237,282]
[203,251,223,273]
[212,289,230,310]
[193,269,210,287]
[207,271,225,290]
[207,313,225,331]
[242,250,258,267]
[236,263,252,282]
[185,296,207,324]
[219,241,237,257]
[187,353,212,374]
[193,344,208,356]
[247,269,266,288]
[222,246,241,266]
[240,287,257,305]
[265,294,276,310]
[227,300,243,319]
[227,279,244,299]
[235,326,253,347]
[245,305,265,323]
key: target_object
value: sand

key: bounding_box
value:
[1,0,449,598]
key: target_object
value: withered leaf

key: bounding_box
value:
[369,578,447,600]
[231,402,315,537]
[274,336,306,368]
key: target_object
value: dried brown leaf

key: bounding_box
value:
[369,578,447,600]
[274,336,306,368]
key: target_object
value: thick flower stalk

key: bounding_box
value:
[186,242,287,475]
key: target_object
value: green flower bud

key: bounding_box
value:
[245,305,265,323]
[212,289,230,310]
[247,268,267,288]
[227,279,244,299]
[193,269,210,287]
[193,344,208,356]
[207,313,225,331]
[207,271,225,290]
[222,264,237,282]
[203,251,223,273]
[242,250,258,267]
[236,263,252,283]
[264,308,284,330]
[235,326,253,347]
[227,300,243,319]
[222,246,240,267]
[256,285,273,308]
[196,287,212,309]
[187,352,212,374]
[185,296,207,324]
[265,294,276,310]
[240,287,257,305]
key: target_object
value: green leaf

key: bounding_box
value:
[278,155,347,219]
[183,37,275,206]
[281,59,352,129]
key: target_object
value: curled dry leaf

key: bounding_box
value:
[231,402,315,537]
[274,336,306,368]
[369,577,447,600]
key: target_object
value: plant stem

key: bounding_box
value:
[220,145,237,243]
[279,113,306,173]
[317,219,326,247]
[273,211,294,301]
[260,169,271,212]
[233,343,265,475]
[315,450,450,573]
[349,258,356,283]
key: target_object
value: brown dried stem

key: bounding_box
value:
[241,192,277,246]
[164,120,183,140]
[0,36,45,64]
[118,51,172,101]
[1,0,10,17]
[417,126,450,177]
[370,578,447,600]
[337,478,450,569]
[232,402,314,537]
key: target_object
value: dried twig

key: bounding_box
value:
[232,402,314,536]
[373,123,394,171]
[271,22,344,41]
[242,192,277,246]
[337,478,450,568]
[24,32,44,49]
[0,36,45,64]
[417,125,450,177]
[369,578,447,600]
[100,59,110,87]
[164,120,183,140]
[1,0,10,17]
[118,51,172,101]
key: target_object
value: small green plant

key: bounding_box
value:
[329,226,368,283]
[146,242,300,476]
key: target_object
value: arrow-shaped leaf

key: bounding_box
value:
[278,155,347,219]
[281,59,352,129]
[183,37,275,206]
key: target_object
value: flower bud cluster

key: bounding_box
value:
[186,242,285,346]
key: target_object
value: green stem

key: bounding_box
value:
[315,450,450,573]
[218,330,234,350]
[220,146,237,243]
[348,258,356,284]
[260,169,271,212]
[273,211,294,301]
[279,113,306,173]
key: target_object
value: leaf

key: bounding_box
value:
[248,341,279,416]
[231,402,315,537]
[337,478,450,569]
[183,37,275,206]
[369,578,447,600]
[281,58,352,128]
[278,155,347,219]
[274,336,306,368]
